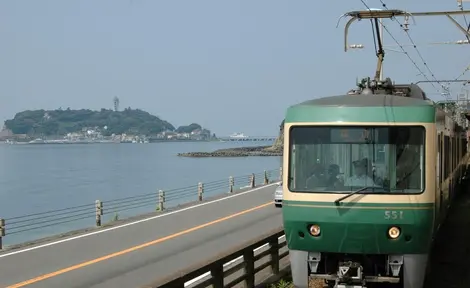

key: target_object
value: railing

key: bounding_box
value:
[141,227,289,288]
[0,167,282,249]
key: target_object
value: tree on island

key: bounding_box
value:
[176,123,202,133]
[4,108,176,136]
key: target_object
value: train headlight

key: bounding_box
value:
[388,226,401,239]
[309,224,321,237]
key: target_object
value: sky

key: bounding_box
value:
[1,0,470,136]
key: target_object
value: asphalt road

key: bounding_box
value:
[0,183,282,288]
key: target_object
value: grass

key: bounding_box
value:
[270,279,293,288]
[269,274,325,288]
[269,272,294,288]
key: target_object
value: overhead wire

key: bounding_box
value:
[454,65,470,81]
[377,0,444,94]
[458,0,470,41]
[357,0,442,95]
[454,1,470,82]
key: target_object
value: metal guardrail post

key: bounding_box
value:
[269,236,280,274]
[279,167,283,181]
[95,200,103,226]
[250,173,255,188]
[158,190,165,211]
[1,168,279,245]
[212,264,224,287]
[0,218,4,250]
[244,249,255,287]
[229,176,234,193]
[141,228,288,288]
[198,182,204,201]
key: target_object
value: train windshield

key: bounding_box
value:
[288,126,425,194]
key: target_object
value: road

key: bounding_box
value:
[0,183,282,288]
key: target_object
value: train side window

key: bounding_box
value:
[463,138,467,159]
[437,134,441,182]
[453,137,456,171]
[438,132,444,213]
[444,136,450,178]
[451,137,453,171]
[454,137,457,169]
[451,137,454,172]
[394,127,424,191]
[464,137,466,157]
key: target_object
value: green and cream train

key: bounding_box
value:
[281,78,469,288]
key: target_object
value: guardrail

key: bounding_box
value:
[0,167,282,249]
[142,227,288,288]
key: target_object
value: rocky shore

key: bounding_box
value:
[178,119,285,158]
[177,145,282,157]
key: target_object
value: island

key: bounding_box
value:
[177,120,284,157]
[0,108,214,144]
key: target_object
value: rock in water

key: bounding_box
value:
[177,145,281,157]
[178,119,285,158]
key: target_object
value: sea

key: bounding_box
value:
[0,141,281,246]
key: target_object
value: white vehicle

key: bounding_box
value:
[274,182,283,207]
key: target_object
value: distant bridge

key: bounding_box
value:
[218,136,277,142]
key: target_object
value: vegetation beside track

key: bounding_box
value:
[268,273,324,288]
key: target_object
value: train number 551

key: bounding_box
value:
[384,210,404,220]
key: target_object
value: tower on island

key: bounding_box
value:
[113,96,120,112]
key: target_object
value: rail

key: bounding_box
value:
[0,167,282,249]
[141,227,288,288]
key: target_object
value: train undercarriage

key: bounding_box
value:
[290,250,428,288]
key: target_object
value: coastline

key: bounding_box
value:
[2,139,215,145]
[177,145,282,157]
[178,126,284,158]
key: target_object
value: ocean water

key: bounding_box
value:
[0,141,281,245]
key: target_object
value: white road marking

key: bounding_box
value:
[0,182,280,259]
[184,235,286,287]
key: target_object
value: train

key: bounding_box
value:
[281,77,469,288]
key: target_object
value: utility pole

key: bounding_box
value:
[457,87,470,128]
[465,89,468,129]
[379,18,384,80]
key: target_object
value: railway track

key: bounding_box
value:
[424,168,470,288]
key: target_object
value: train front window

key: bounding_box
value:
[287,126,425,194]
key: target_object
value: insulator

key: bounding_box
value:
[349,44,364,49]
[403,16,410,32]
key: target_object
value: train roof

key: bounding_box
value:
[294,82,434,108]
[285,93,436,124]
[295,93,434,108]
